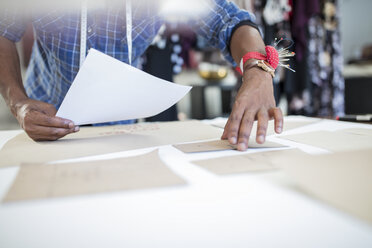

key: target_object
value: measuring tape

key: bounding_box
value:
[80,0,88,68]
[80,0,133,67]
[126,0,132,65]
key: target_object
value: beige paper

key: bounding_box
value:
[0,121,222,167]
[342,128,372,137]
[173,139,286,153]
[193,149,305,175]
[212,119,320,135]
[279,130,372,152]
[3,150,185,202]
[277,149,372,224]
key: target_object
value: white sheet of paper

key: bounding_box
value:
[56,49,192,125]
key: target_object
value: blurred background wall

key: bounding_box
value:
[340,0,372,63]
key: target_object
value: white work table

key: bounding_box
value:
[0,116,371,248]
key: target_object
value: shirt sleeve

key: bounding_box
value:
[0,9,27,42]
[191,0,258,67]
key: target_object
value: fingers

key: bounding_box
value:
[221,119,230,140]
[23,110,78,141]
[29,126,78,141]
[269,107,283,134]
[224,106,283,150]
[237,111,255,151]
[31,111,75,129]
[256,109,269,144]
[222,101,245,145]
[34,101,75,129]
[15,99,79,141]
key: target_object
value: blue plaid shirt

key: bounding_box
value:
[0,0,255,120]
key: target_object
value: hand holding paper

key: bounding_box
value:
[56,49,191,125]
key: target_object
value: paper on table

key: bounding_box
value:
[342,128,372,137]
[173,139,286,153]
[212,119,320,135]
[279,130,372,152]
[193,149,305,175]
[0,121,223,167]
[3,150,186,202]
[56,49,192,125]
[276,149,372,224]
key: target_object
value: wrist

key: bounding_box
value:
[241,58,275,78]
[243,66,273,85]
[7,91,29,116]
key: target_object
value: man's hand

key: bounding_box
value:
[12,98,79,141]
[0,37,77,141]
[222,67,283,151]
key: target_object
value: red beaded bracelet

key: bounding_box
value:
[235,42,295,76]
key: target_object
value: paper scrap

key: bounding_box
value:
[276,149,372,224]
[193,149,305,175]
[279,130,372,152]
[212,119,320,135]
[56,49,191,125]
[0,121,222,167]
[173,139,286,153]
[3,150,185,202]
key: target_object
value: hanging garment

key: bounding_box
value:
[291,0,320,61]
[307,0,345,117]
[263,0,291,26]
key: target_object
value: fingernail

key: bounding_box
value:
[74,126,80,132]
[229,137,237,145]
[257,135,265,143]
[238,143,247,151]
[277,126,282,133]
[68,122,74,129]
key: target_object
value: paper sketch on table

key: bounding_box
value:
[3,150,186,203]
[173,139,286,153]
[276,149,372,224]
[279,130,372,152]
[193,148,305,175]
[0,121,223,167]
[342,128,372,137]
[56,49,191,125]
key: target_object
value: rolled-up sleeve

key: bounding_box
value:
[192,0,257,66]
[0,9,27,42]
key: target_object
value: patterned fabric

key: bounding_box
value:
[307,0,344,117]
[0,0,256,113]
